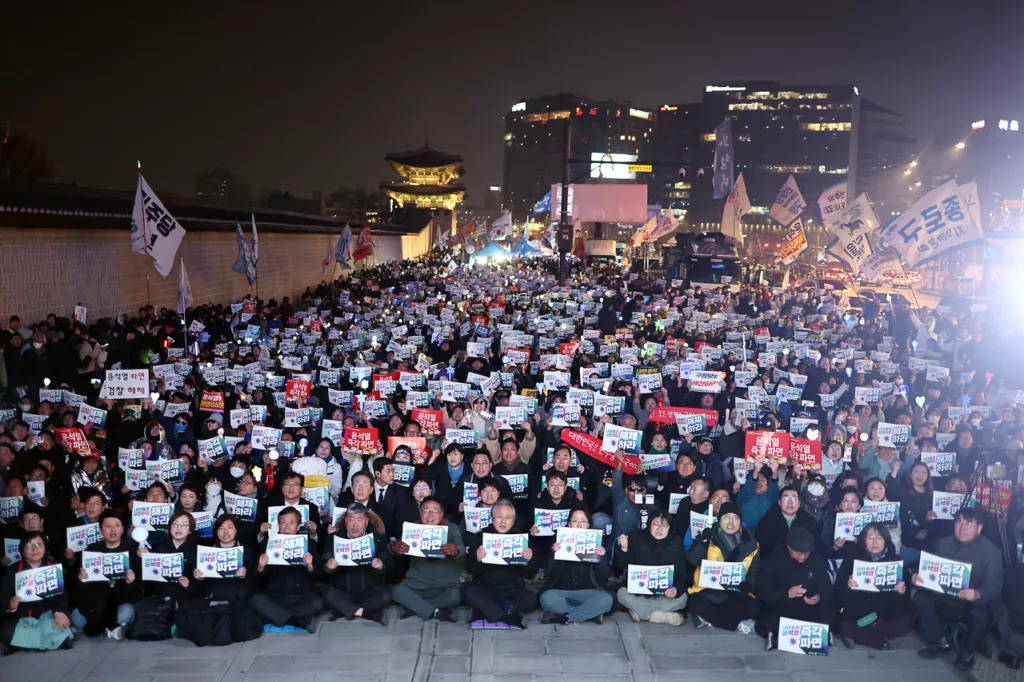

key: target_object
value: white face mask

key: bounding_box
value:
[33,342,43,349]
[206,484,222,497]
[230,467,245,479]
[807,482,825,497]
[846,425,857,434]
[970,419,981,428]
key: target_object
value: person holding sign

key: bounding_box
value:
[192,515,256,600]
[613,510,688,626]
[0,532,72,652]
[687,503,761,633]
[537,508,613,624]
[257,472,323,545]
[755,526,834,648]
[392,498,464,621]
[913,507,1004,671]
[833,522,912,650]
[322,503,393,625]
[252,507,323,632]
[462,500,536,629]
[755,485,822,560]
[71,511,141,639]
[141,512,198,602]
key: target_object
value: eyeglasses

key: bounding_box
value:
[650,522,671,530]
[25,541,45,549]
[421,508,443,516]
[170,522,191,529]
[627,486,646,493]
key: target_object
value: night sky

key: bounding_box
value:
[4,0,1022,205]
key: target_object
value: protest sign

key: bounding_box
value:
[81,551,130,582]
[401,523,449,558]
[834,512,873,540]
[142,552,185,582]
[697,560,747,591]
[788,438,822,469]
[931,491,965,520]
[918,551,971,596]
[877,423,912,448]
[224,491,258,522]
[464,506,493,534]
[15,564,64,602]
[532,508,571,537]
[628,564,675,594]
[99,369,148,400]
[922,452,955,477]
[387,436,427,465]
[66,523,102,553]
[266,534,309,566]
[779,617,829,656]
[132,501,174,532]
[53,428,91,456]
[197,546,244,578]
[481,533,529,565]
[343,427,379,457]
[744,431,790,463]
[333,535,376,566]
[863,500,900,527]
[411,408,443,436]
[601,424,642,455]
[851,560,903,592]
[554,527,602,563]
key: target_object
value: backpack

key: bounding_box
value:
[175,598,260,647]
[129,595,175,641]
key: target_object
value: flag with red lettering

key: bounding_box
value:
[353,222,374,261]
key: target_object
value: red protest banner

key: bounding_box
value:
[199,391,225,413]
[372,371,400,385]
[53,427,91,456]
[388,436,428,465]
[647,406,720,428]
[242,301,257,314]
[559,342,579,357]
[354,390,381,413]
[343,427,379,457]
[411,408,443,437]
[694,341,711,354]
[560,429,643,475]
[744,430,790,463]
[285,379,312,403]
[788,437,822,469]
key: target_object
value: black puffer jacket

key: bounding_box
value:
[613,527,689,590]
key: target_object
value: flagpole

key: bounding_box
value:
[138,163,152,309]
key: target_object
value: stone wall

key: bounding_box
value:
[0,226,411,324]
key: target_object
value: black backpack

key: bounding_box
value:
[129,595,175,641]
[175,598,261,647]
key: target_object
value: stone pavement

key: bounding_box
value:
[5,607,978,682]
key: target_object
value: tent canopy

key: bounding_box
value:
[509,239,540,256]
[469,242,511,262]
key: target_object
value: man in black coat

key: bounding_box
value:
[369,459,411,539]
[754,485,823,560]
[252,506,324,632]
[755,526,834,648]
[321,503,393,625]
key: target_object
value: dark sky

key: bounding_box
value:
[4,0,1023,205]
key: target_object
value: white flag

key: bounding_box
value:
[490,212,513,241]
[825,193,880,270]
[769,175,807,226]
[880,179,983,268]
[130,174,186,278]
[859,246,904,279]
[629,217,657,247]
[250,211,259,265]
[720,172,750,246]
[818,181,848,227]
[648,212,679,242]
[177,259,193,314]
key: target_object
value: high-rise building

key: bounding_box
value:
[501,95,654,219]
[195,168,252,207]
[647,104,702,214]
[854,100,917,220]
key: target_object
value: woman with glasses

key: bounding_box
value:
[613,510,689,626]
[0,532,73,652]
[687,502,761,633]
[140,511,199,603]
[231,472,262,549]
[833,522,912,649]
[539,508,613,624]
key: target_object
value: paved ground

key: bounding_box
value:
[6,606,978,682]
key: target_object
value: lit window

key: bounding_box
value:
[800,122,851,132]
[701,133,717,142]
[729,102,775,111]
[549,110,571,120]
[503,133,512,141]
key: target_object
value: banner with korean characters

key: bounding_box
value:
[931,491,965,520]
[863,500,900,528]
[833,512,873,541]
[99,369,149,400]
[81,551,130,582]
[744,431,790,463]
[132,501,174,532]
[851,559,903,592]
[401,523,449,559]
[554,527,602,563]
[142,552,185,582]
[266,534,309,566]
[628,564,675,595]
[66,523,102,553]
[532,508,571,537]
[922,452,955,477]
[15,564,64,601]
[779,617,829,656]
[877,422,911,449]
[333,535,376,566]
[917,551,971,596]
[224,491,258,522]
[464,506,492,534]
[481,533,529,565]
[197,546,244,578]
[697,560,747,591]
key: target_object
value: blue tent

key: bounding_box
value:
[509,239,540,256]
[469,242,511,263]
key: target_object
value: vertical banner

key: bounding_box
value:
[712,119,734,199]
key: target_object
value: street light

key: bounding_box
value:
[956,141,967,150]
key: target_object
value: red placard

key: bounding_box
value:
[559,429,643,475]
[354,390,381,413]
[53,427,91,456]
[242,301,257,314]
[411,408,443,437]
[694,341,711,354]
[343,427,379,456]
[788,438,822,470]
[388,436,428,466]
[471,315,489,327]
[199,391,225,413]
[647,406,719,428]
[372,371,400,385]
[559,342,579,357]
[285,379,312,403]
[744,430,791,463]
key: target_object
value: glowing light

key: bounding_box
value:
[955,141,966,150]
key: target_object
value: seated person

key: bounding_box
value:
[0,532,73,652]
[821,486,864,565]
[611,452,661,539]
[368,458,411,539]
[996,546,1024,670]
[538,508,612,624]
[754,485,822,560]
[755,526,835,649]
[257,472,323,547]
[192,515,257,601]
[529,470,580,567]
[72,511,141,639]
[834,522,913,650]
[462,499,536,629]
[913,507,1004,671]
[687,502,761,633]
[252,506,323,632]
[322,503,393,625]
[614,510,688,626]
[736,459,780,530]
[391,497,465,621]
[140,511,199,603]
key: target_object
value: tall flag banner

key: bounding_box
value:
[720,172,750,245]
[489,212,513,242]
[769,175,807,226]
[779,218,808,266]
[322,241,333,275]
[648,211,679,242]
[825,193,880,269]
[250,211,259,267]
[712,119,734,199]
[818,182,848,226]
[131,174,186,278]
[176,259,192,314]
[859,245,904,279]
[457,219,477,239]
[435,219,450,248]
[571,219,584,259]
[352,222,374,261]
[629,216,657,247]
[958,181,982,232]
[231,219,257,285]
[543,223,556,248]
[880,179,983,267]
[336,224,352,269]
[532,191,552,215]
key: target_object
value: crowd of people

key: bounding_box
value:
[0,250,1023,672]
